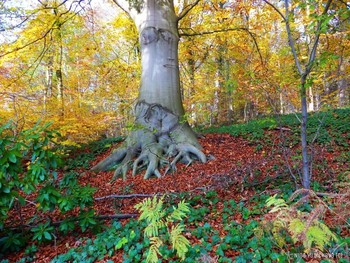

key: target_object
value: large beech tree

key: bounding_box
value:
[91,0,206,179]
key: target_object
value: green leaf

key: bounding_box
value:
[129,230,136,240]
[8,153,16,163]
[44,231,52,240]
[115,237,128,249]
[2,187,11,193]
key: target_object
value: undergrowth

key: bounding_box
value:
[0,122,122,257]
[202,108,350,147]
[46,190,349,263]
[63,136,123,170]
[1,109,349,262]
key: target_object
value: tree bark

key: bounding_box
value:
[92,0,206,180]
[301,79,310,190]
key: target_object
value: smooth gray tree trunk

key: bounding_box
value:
[91,0,206,179]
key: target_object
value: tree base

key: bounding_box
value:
[91,101,206,180]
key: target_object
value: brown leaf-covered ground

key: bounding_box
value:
[3,132,349,262]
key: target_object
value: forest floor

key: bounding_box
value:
[2,110,350,263]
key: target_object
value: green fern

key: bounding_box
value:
[146,237,163,263]
[135,196,191,262]
[266,194,289,213]
[272,220,288,247]
[169,224,190,260]
[264,192,339,253]
[289,218,305,242]
[144,220,166,238]
[169,200,191,222]
[305,223,338,252]
[136,196,166,223]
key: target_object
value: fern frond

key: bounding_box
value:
[169,200,190,222]
[318,221,338,243]
[265,191,340,255]
[145,237,163,263]
[289,218,305,243]
[136,196,166,225]
[150,236,163,248]
[309,225,329,251]
[135,196,191,262]
[144,219,167,238]
[170,224,190,260]
[272,221,287,247]
[307,222,338,251]
[146,249,158,263]
[144,223,159,238]
[178,200,190,213]
[266,194,288,213]
[304,204,325,230]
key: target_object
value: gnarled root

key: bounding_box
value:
[90,101,207,180]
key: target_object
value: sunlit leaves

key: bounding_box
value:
[0,0,349,140]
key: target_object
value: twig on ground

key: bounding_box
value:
[95,193,156,200]
[95,187,211,201]
[7,214,138,231]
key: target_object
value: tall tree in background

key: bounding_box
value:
[92,0,207,179]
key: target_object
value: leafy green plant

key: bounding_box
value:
[263,191,338,253]
[52,220,142,263]
[0,121,61,229]
[31,222,55,243]
[0,121,100,253]
[0,231,26,253]
[135,196,191,263]
[78,209,98,232]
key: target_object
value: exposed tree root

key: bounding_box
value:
[91,101,207,180]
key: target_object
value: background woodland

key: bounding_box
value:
[0,0,349,145]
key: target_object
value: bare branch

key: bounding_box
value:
[180,27,264,66]
[7,214,138,230]
[180,27,248,37]
[95,193,156,200]
[262,0,303,74]
[111,0,132,19]
[338,0,350,8]
[305,0,333,76]
[177,0,201,22]
[0,0,87,58]
[0,12,37,32]
[262,0,286,21]
[0,92,37,101]
[0,29,51,58]
[284,0,303,75]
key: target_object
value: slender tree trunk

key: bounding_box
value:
[301,78,310,189]
[263,0,332,189]
[280,92,284,114]
[187,49,197,123]
[44,58,54,113]
[338,78,348,107]
[46,58,54,97]
[56,24,64,119]
[337,56,348,108]
[225,59,233,123]
[308,86,314,112]
[216,46,225,124]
